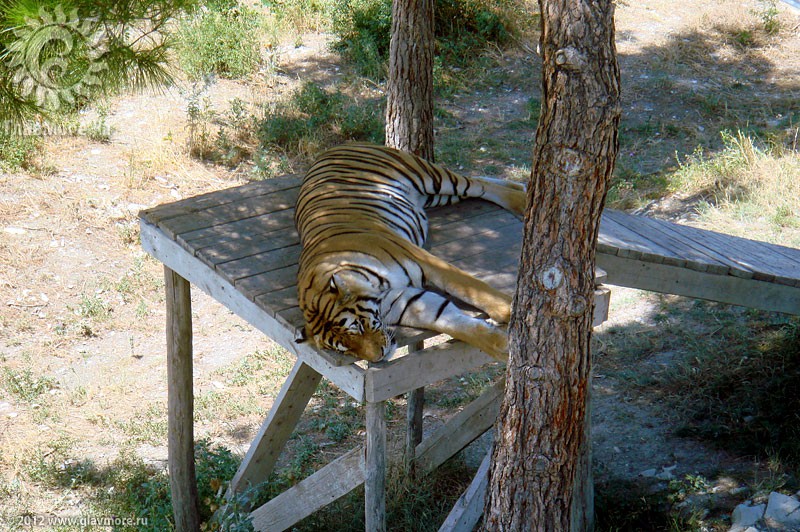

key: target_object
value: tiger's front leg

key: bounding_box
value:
[411,248,512,325]
[384,288,508,361]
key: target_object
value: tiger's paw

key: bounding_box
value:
[476,323,509,362]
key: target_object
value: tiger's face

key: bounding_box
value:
[299,271,396,362]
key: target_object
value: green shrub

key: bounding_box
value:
[0,135,39,170]
[330,0,522,80]
[258,81,384,154]
[331,0,392,78]
[340,102,384,144]
[92,440,243,531]
[176,5,264,79]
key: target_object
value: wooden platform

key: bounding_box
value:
[139,175,610,532]
[139,174,800,531]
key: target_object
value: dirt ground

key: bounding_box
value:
[1,0,799,527]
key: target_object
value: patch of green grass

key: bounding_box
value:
[117,404,168,445]
[291,457,474,531]
[76,292,112,321]
[89,440,241,531]
[666,131,800,233]
[22,436,103,489]
[176,5,267,80]
[195,389,265,422]
[598,298,800,474]
[1,366,56,402]
[0,134,40,171]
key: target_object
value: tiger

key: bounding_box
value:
[294,143,527,363]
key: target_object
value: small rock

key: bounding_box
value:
[657,464,677,480]
[639,468,657,478]
[764,492,800,529]
[730,502,765,532]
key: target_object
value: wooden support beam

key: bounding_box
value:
[415,378,504,474]
[365,401,387,532]
[165,267,200,532]
[597,253,800,316]
[228,360,322,495]
[438,448,492,532]
[249,447,366,532]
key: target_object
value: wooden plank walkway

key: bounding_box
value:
[596,209,800,315]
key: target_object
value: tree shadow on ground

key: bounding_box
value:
[591,291,800,529]
[615,18,799,183]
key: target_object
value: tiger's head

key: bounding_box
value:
[297,270,396,362]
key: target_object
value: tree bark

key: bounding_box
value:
[482,0,620,530]
[384,0,435,160]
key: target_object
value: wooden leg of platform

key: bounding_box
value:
[365,400,387,532]
[165,267,200,532]
[405,342,425,478]
[228,360,322,496]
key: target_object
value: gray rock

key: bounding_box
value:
[729,502,765,532]
[764,492,800,529]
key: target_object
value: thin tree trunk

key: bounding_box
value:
[482,0,620,529]
[385,0,435,160]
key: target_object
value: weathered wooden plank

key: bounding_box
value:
[438,448,492,532]
[140,177,297,225]
[428,210,519,248]
[611,212,754,278]
[228,361,322,496]
[164,268,200,532]
[216,244,302,284]
[182,208,297,251]
[248,446,366,532]
[593,286,611,326]
[405,341,425,479]
[431,222,522,266]
[235,264,299,300]
[427,199,502,228]
[161,187,299,240]
[598,214,685,265]
[669,221,800,287]
[195,231,300,271]
[255,286,299,315]
[415,377,504,474]
[598,252,800,315]
[366,401,387,532]
[605,210,732,275]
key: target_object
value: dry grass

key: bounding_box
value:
[670,130,800,242]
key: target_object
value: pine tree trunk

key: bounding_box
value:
[482,0,620,530]
[385,0,435,160]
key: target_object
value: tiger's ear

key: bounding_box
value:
[295,327,309,344]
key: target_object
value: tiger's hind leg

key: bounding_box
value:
[384,287,508,361]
